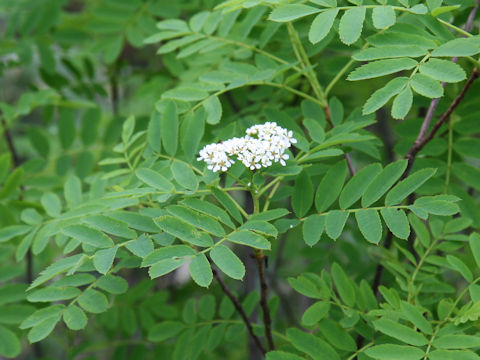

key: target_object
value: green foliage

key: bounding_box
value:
[1,0,480,358]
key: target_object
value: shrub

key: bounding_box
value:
[1,0,480,359]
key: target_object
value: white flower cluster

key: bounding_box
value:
[197,122,297,172]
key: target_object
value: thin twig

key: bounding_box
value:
[255,253,275,351]
[109,62,120,116]
[404,68,478,177]
[368,68,479,300]
[368,1,480,298]
[408,0,479,172]
[212,268,266,355]
[2,117,42,358]
[1,118,20,166]
[466,0,480,31]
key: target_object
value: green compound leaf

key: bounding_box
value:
[292,169,314,218]
[373,318,428,346]
[308,9,339,44]
[27,287,81,302]
[301,301,330,326]
[348,58,417,81]
[210,244,245,280]
[413,196,460,216]
[227,230,271,250]
[380,208,410,240]
[239,220,277,238]
[163,87,208,101]
[96,275,128,294]
[155,216,213,247]
[446,255,473,282]
[432,334,480,349]
[77,289,108,314]
[427,349,480,360]
[362,160,408,207]
[0,325,21,357]
[365,344,424,360]
[167,205,225,237]
[147,110,161,153]
[408,4,429,14]
[93,246,118,275]
[355,209,382,244]
[410,73,444,98]
[269,4,320,22]
[431,38,480,57]
[28,316,60,343]
[41,192,62,217]
[372,5,396,29]
[161,100,178,156]
[363,77,409,115]
[339,6,366,45]
[0,225,32,243]
[198,294,216,320]
[310,0,336,7]
[419,59,466,83]
[135,168,175,193]
[286,327,340,360]
[400,301,433,335]
[385,168,437,205]
[149,259,187,279]
[181,109,205,161]
[148,321,185,342]
[331,262,355,307]
[64,175,82,208]
[0,167,23,200]
[354,46,428,62]
[212,187,243,223]
[142,245,196,267]
[303,118,325,144]
[62,225,114,249]
[181,198,235,229]
[20,305,64,330]
[172,159,198,191]
[189,253,213,287]
[391,85,413,119]
[469,233,480,268]
[315,161,347,212]
[63,305,87,331]
[325,210,349,240]
[303,214,325,247]
[339,163,382,208]
[203,95,222,125]
[84,215,136,239]
[318,318,356,352]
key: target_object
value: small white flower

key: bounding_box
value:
[197,122,297,172]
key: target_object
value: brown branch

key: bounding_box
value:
[366,3,478,353]
[212,268,266,355]
[368,0,480,301]
[108,63,120,116]
[255,253,275,351]
[412,0,479,154]
[466,0,480,34]
[371,68,478,275]
[368,69,479,303]
[2,116,42,358]
[404,68,478,177]
[1,118,20,166]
